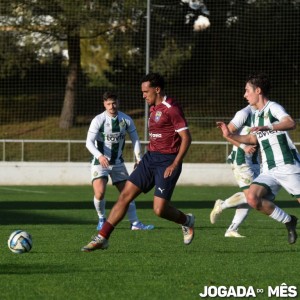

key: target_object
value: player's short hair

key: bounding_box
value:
[103,91,118,102]
[140,73,165,90]
[246,72,271,97]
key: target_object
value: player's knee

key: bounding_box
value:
[117,190,134,207]
[246,193,261,210]
[94,192,105,200]
[153,205,165,218]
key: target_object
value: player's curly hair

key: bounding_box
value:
[246,72,271,97]
[140,73,165,90]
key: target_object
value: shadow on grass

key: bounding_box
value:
[0,200,298,225]
[0,210,93,225]
[0,200,298,210]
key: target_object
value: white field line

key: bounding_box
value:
[0,187,47,194]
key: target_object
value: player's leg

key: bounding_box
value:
[81,180,142,252]
[247,176,297,244]
[210,163,256,226]
[115,180,154,230]
[271,169,300,244]
[152,158,195,245]
[81,155,152,252]
[225,203,250,238]
[210,192,246,224]
[91,164,109,230]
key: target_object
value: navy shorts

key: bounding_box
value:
[128,151,182,201]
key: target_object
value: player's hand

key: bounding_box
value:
[216,121,230,137]
[164,164,176,178]
[244,145,257,154]
[99,155,110,168]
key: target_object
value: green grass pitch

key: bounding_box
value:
[0,185,299,299]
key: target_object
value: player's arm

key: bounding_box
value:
[128,128,142,163]
[251,115,296,132]
[227,123,257,154]
[217,121,257,145]
[164,128,192,178]
[86,119,109,168]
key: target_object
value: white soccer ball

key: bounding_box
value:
[193,15,210,31]
[8,230,33,254]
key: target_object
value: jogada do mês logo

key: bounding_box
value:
[199,283,297,298]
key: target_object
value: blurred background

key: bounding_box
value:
[0,0,299,163]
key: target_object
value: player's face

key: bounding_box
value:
[244,83,260,107]
[141,81,160,106]
[103,99,118,116]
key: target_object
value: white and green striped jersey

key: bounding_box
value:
[86,110,141,165]
[227,105,259,166]
[252,100,299,172]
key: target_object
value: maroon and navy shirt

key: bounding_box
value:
[148,96,188,154]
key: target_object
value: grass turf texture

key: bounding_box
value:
[0,185,299,299]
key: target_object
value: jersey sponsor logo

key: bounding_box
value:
[105,133,126,142]
[154,111,162,122]
[256,130,277,139]
[149,132,162,138]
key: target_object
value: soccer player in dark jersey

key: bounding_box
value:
[82,73,195,252]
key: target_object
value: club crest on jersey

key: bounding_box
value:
[154,111,162,122]
[119,119,126,128]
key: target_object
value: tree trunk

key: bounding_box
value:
[59,34,81,129]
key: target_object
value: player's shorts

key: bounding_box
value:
[252,164,300,198]
[91,162,129,185]
[128,151,182,201]
[231,163,260,190]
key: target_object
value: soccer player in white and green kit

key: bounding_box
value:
[210,105,261,238]
[217,73,300,244]
[86,91,154,231]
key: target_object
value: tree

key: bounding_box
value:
[0,0,146,128]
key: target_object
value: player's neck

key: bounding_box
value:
[105,110,118,118]
[154,94,167,105]
[256,97,269,111]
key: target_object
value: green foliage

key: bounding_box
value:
[151,39,191,78]
[0,185,299,299]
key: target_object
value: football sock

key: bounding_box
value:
[94,196,106,218]
[270,206,291,223]
[183,214,193,227]
[99,221,115,240]
[226,205,250,232]
[127,200,139,224]
[221,192,247,209]
[176,211,188,225]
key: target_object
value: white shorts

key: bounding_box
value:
[253,164,300,198]
[231,163,260,190]
[91,163,129,184]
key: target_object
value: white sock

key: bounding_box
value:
[226,205,250,232]
[127,200,139,224]
[269,206,291,223]
[93,196,106,218]
[221,192,247,209]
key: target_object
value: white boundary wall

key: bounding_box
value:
[0,162,236,186]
